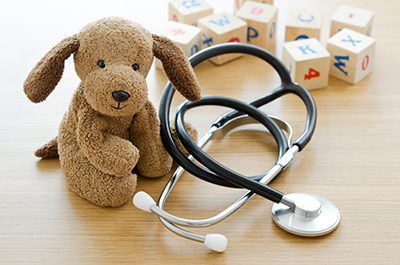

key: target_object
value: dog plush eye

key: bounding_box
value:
[97,60,105,68]
[132,64,139,71]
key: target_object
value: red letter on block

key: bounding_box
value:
[362,55,369,70]
[251,7,264,15]
[228,37,240,42]
[304,68,320,80]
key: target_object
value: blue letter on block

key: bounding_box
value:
[191,45,198,55]
[333,55,349,75]
[298,14,314,22]
[247,27,259,41]
[288,63,292,74]
[269,22,276,38]
[298,45,316,55]
[209,15,230,26]
[202,33,213,46]
[295,35,309,41]
[365,25,371,36]
[341,35,362,46]
[183,0,200,8]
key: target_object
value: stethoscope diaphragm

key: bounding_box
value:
[272,193,341,237]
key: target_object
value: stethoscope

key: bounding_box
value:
[133,43,341,252]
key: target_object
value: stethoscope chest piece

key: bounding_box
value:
[271,193,340,237]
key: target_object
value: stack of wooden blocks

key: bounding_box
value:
[156,0,376,89]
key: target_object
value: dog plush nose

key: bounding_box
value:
[112,91,130,102]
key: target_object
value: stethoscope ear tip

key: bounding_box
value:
[204,234,228,252]
[133,191,229,252]
[133,191,156,212]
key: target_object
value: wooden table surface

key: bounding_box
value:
[1,0,399,264]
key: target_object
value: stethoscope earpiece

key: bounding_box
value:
[203,234,228,252]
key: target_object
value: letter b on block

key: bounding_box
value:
[282,38,330,90]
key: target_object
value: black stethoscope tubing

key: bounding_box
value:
[159,43,317,204]
[175,96,289,203]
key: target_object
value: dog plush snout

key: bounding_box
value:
[112,91,130,102]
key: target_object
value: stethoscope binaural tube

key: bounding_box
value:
[159,42,317,204]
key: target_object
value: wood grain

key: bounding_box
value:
[0,0,399,264]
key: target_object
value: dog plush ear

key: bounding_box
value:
[23,35,80,103]
[152,34,201,102]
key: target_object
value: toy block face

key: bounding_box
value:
[330,5,374,36]
[327,28,376,84]
[236,1,278,54]
[198,12,247,65]
[282,38,330,90]
[155,21,201,69]
[285,9,323,42]
[234,0,274,13]
[169,0,213,26]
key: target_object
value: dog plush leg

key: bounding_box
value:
[76,107,140,177]
[59,126,136,207]
[129,100,173,178]
[34,136,59,158]
[62,152,137,207]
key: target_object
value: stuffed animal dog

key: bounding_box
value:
[23,17,201,207]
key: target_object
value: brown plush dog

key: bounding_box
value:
[23,17,201,207]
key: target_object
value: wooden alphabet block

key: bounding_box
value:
[282,38,330,90]
[155,21,201,69]
[234,0,274,13]
[169,0,213,26]
[198,12,247,65]
[330,5,374,37]
[285,9,323,42]
[327,28,376,84]
[236,1,278,54]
